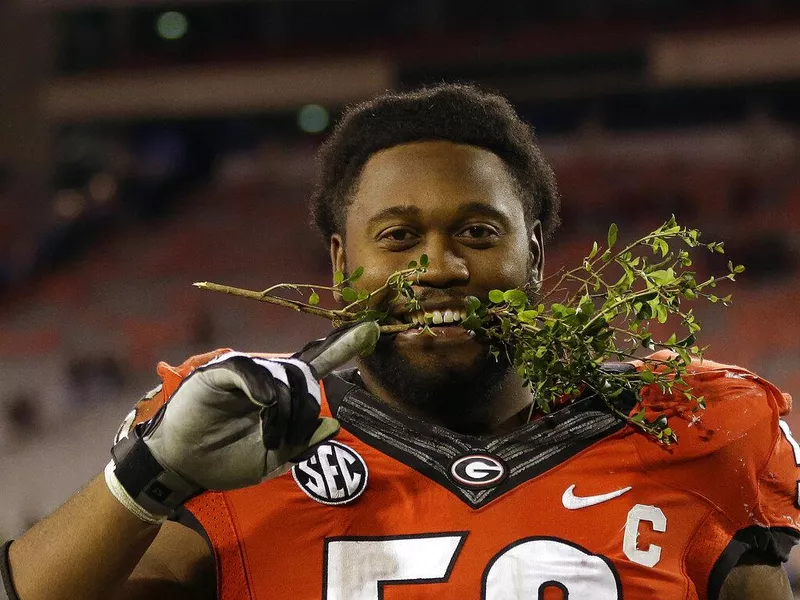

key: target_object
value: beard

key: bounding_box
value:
[359,332,511,426]
[357,264,541,428]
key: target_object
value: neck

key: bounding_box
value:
[356,363,534,435]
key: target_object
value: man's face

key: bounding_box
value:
[330,140,543,409]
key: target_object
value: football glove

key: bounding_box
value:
[105,321,380,523]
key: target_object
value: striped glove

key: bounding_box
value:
[105,321,379,523]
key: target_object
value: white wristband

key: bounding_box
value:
[104,461,166,525]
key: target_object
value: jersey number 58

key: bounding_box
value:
[324,534,621,599]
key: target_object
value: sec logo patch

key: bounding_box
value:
[292,440,368,505]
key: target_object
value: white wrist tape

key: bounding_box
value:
[104,461,166,525]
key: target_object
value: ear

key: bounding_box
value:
[529,220,545,287]
[330,234,346,302]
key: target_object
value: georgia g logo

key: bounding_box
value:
[450,454,508,489]
[292,440,369,505]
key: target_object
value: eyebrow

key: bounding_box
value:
[366,205,422,230]
[456,201,512,226]
[365,201,512,230]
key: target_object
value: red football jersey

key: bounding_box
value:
[132,350,800,600]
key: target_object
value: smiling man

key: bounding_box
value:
[3,84,798,600]
[332,139,544,433]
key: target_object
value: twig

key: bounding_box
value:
[193,281,351,321]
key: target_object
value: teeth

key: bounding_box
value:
[405,308,468,326]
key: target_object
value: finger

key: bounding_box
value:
[271,358,320,405]
[261,380,292,449]
[280,361,323,446]
[196,353,289,408]
[301,321,380,379]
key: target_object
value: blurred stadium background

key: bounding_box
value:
[2,0,800,591]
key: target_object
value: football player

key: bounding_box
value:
[3,85,798,600]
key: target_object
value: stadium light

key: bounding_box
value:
[156,11,189,41]
[298,104,330,133]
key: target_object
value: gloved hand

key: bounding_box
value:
[105,321,380,523]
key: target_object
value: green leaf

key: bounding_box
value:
[341,287,358,303]
[607,223,618,249]
[675,347,691,367]
[503,289,528,307]
[655,304,669,324]
[578,294,595,316]
[333,271,344,285]
[308,291,320,306]
[640,369,655,384]
[630,408,647,423]
[419,254,429,267]
[461,314,482,330]
[588,241,599,259]
[650,269,676,286]
[517,310,539,324]
[488,289,505,304]
[464,296,481,315]
[636,302,653,320]
[349,266,364,282]
[407,260,418,269]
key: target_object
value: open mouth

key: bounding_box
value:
[402,308,468,328]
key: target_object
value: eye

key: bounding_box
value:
[378,227,419,246]
[457,224,500,240]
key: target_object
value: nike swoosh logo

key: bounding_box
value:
[561,484,632,510]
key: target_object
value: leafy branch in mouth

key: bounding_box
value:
[195,216,742,444]
[194,258,429,334]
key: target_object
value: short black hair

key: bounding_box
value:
[310,83,561,245]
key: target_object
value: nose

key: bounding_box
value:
[416,235,470,288]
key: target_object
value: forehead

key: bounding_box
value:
[346,140,524,230]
